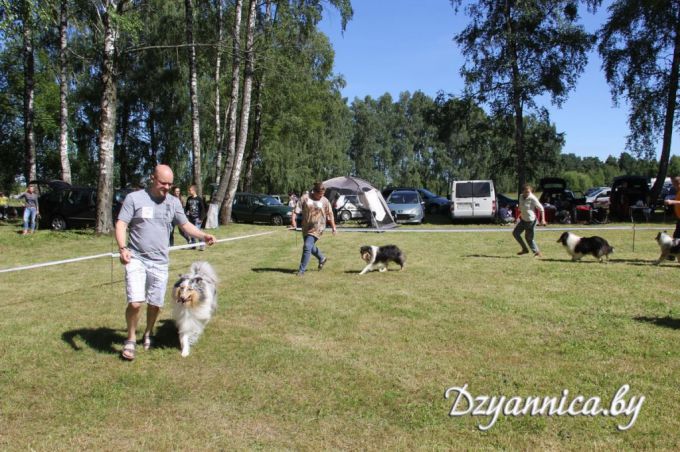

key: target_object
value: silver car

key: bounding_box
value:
[387,190,425,224]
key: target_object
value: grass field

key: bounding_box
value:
[0,217,679,450]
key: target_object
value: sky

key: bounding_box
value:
[318,0,679,162]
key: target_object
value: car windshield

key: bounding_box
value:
[419,188,437,198]
[261,196,282,206]
[389,192,419,204]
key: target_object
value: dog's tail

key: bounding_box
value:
[191,261,219,284]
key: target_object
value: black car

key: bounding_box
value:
[32,180,130,230]
[609,175,650,221]
[231,192,293,225]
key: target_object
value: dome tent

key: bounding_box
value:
[323,176,398,229]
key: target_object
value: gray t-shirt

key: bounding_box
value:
[19,192,39,209]
[117,189,188,264]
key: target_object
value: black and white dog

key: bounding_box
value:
[557,232,614,262]
[359,245,406,275]
[654,231,680,265]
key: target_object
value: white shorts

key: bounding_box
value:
[125,258,169,307]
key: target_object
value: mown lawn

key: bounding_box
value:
[0,218,678,450]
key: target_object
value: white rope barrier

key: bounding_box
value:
[0,230,276,274]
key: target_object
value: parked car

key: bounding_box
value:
[29,180,130,231]
[609,175,650,220]
[449,180,496,220]
[386,189,424,224]
[231,192,292,225]
[333,194,367,222]
[382,187,449,214]
[585,187,611,204]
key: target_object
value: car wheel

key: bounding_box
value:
[51,215,67,231]
[271,214,283,226]
[339,210,351,222]
[428,204,439,215]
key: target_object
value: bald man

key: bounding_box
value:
[115,165,216,361]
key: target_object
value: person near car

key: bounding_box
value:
[513,183,546,257]
[115,164,216,361]
[0,192,8,220]
[290,182,336,276]
[287,192,298,208]
[169,186,183,246]
[18,185,39,235]
[664,176,680,238]
[184,184,206,249]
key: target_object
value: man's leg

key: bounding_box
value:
[126,302,143,342]
[298,235,315,274]
[143,262,169,344]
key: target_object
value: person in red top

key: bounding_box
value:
[664,176,680,238]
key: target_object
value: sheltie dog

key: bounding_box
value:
[557,232,614,262]
[359,245,406,275]
[654,231,680,265]
[172,261,218,357]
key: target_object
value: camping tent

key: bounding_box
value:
[323,176,398,229]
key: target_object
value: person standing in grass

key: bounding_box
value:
[664,176,680,238]
[169,186,184,246]
[0,191,8,220]
[513,183,546,258]
[115,165,216,361]
[184,184,206,250]
[290,181,336,276]
[18,185,39,234]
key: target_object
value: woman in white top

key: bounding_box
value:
[513,183,546,257]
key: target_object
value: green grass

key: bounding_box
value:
[0,217,679,450]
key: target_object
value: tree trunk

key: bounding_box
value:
[149,104,158,168]
[222,0,257,221]
[213,0,224,186]
[22,0,37,183]
[95,1,119,234]
[243,78,262,192]
[504,0,526,194]
[242,1,270,193]
[206,0,243,228]
[119,98,130,188]
[185,0,202,195]
[651,8,680,205]
[59,0,72,184]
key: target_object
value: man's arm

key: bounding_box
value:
[115,220,131,264]
[178,221,216,246]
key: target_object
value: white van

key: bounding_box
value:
[450,180,496,220]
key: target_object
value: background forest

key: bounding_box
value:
[2,0,680,230]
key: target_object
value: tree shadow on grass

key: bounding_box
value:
[251,267,297,274]
[633,316,680,330]
[62,327,125,354]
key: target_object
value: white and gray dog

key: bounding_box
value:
[654,231,680,265]
[172,261,218,357]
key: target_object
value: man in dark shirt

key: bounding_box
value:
[184,184,206,249]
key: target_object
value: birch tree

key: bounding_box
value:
[58,0,72,183]
[22,0,36,183]
[95,0,127,234]
[185,0,202,196]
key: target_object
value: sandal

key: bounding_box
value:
[142,333,152,351]
[121,340,136,361]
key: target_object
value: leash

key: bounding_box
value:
[0,230,277,274]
